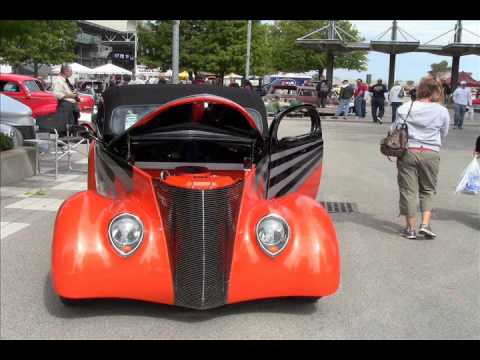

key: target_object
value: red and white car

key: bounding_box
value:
[0,74,95,122]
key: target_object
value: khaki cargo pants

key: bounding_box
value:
[397,149,440,217]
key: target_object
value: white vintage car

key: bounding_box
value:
[0,94,36,147]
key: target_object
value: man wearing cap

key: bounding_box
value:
[452,81,472,130]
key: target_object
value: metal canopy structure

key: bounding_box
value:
[296,20,480,89]
[78,20,138,79]
[79,21,136,44]
[369,41,420,54]
[419,43,480,56]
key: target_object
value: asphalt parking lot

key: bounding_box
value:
[1,109,479,339]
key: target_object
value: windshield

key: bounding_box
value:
[298,89,315,96]
[111,105,162,134]
[273,88,296,96]
[110,104,264,136]
[24,80,41,93]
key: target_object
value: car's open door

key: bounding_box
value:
[267,104,323,199]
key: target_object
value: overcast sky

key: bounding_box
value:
[265,20,480,82]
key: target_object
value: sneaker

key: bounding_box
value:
[419,224,436,238]
[378,117,383,124]
[401,228,417,239]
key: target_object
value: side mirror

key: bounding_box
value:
[25,91,32,99]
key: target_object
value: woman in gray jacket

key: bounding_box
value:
[393,78,450,239]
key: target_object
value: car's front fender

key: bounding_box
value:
[51,190,174,304]
[228,193,340,304]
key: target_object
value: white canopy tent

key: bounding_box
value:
[0,64,12,74]
[224,73,243,79]
[161,69,173,77]
[223,73,243,86]
[90,63,132,75]
[50,62,93,75]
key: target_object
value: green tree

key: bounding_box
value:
[0,21,40,39]
[138,21,173,69]
[0,20,79,76]
[269,20,367,77]
[138,20,275,80]
[429,60,451,77]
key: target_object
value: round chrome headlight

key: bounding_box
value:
[108,214,144,257]
[256,214,290,257]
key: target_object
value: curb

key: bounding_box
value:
[0,147,36,186]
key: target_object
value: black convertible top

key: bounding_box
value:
[100,84,268,137]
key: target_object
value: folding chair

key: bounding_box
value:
[34,116,89,179]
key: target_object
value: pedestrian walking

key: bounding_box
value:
[369,79,388,124]
[108,75,116,88]
[393,77,450,240]
[316,78,330,108]
[228,79,240,88]
[475,135,480,157]
[443,83,451,105]
[354,79,368,118]
[243,80,254,91]
[52,63,80,135]
[409,87,417,101]
[389,81,405,123]
[335,80,354,118]
[452,81,472,130]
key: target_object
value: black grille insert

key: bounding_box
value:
[155,181,244,309]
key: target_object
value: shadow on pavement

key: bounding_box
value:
[332,211,403,237]
[332,208,479,236]
[432,208,480,231]
[43,274,318,322]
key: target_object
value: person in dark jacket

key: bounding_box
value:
[475,135,480,157]
[335,80,354,117]
[368,79,388,124]
[410,87,417,101]
[316,78,330,108]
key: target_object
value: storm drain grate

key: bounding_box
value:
[320,201,357,214]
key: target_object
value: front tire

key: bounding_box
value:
[59,296,85,306]
[296,296,322,303]
[12,128,23,147]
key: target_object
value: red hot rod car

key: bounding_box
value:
[51,84,340,310]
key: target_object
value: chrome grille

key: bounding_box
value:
[155,181,244,309]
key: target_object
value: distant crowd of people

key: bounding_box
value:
[317,76,477,127]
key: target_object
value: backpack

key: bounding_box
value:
[380,101,414,159]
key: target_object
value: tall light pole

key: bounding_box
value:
[388,20,398,90]
[245,20,252,80]
[451,20,463,89]
[172,20,180,84]
[133,20,138,81]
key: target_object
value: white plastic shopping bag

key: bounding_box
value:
[455,157,480,195]
[468,106,474,120]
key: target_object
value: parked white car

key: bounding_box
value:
[0,94,36,147]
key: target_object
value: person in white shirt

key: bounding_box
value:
[388,81,405,123]
[392,77,450,240]
[452,80,472,129]
[52,64,80,134]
